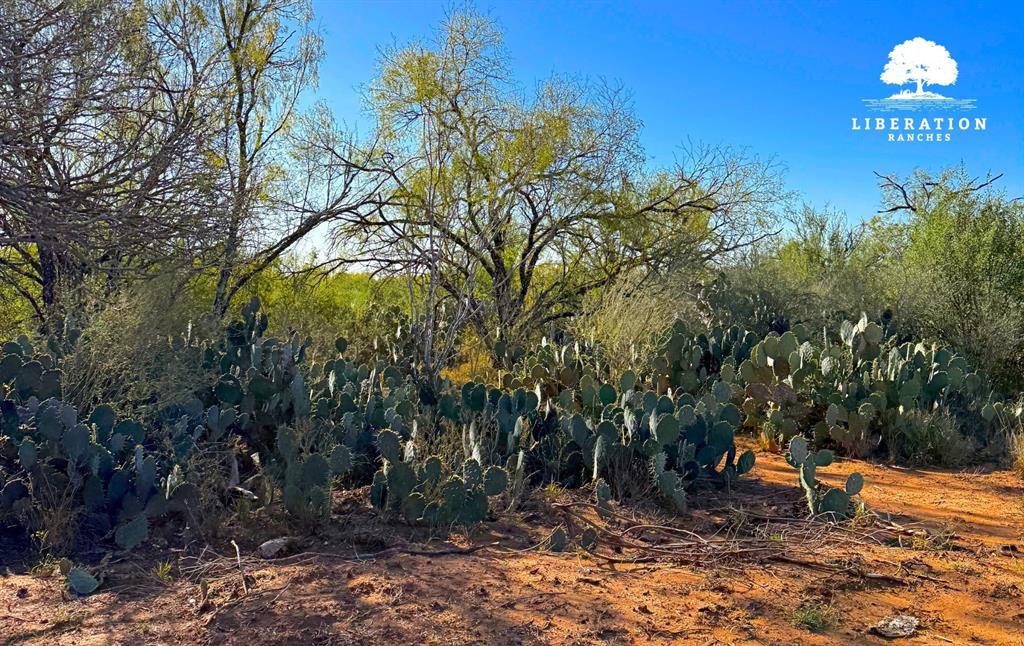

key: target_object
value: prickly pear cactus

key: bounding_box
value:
[273,426,352,523]
[368,428,509,527]
[785,436,864,518]
[0,378,173,552]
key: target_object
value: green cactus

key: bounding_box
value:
[67,568,100,595]
[18,300,989,559]
[329,445,352,473]
[736,449,756,475]
[377,429,402,463]
[547,526,568,552]
[652,413,680,445]
[114,514,149,550]
[0,383,171,552]
[482,466,509,496]
[651,452,687,513]
[785,436,863,519]
[580,527,599,552]
[595,478,612,520]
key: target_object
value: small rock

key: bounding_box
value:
[257,536,295,559]
[871,614,919,638]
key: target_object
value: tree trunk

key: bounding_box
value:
[211,233,237,320]
[916,79,924,94]
[37,241,78,336]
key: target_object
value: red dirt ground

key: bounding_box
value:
[3,448,1024,645]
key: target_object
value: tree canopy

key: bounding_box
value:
[327,12,787,376]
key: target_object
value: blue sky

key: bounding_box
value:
[312,0,1024,221]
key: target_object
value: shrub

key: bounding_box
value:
[56,274,214,420]
[881,409,973,467]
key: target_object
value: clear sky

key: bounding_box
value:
[312,0,1024,222]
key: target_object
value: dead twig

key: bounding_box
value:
[230,539,249,595]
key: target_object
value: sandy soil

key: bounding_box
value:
[2,448,1024,646]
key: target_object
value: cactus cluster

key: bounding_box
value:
[785,436,863,518]
[27,298,1007,561]
[0,298,351,549]
[0,338,62,401]
[0,386,194,551]
[730,312,1009,462]
[544,369,756,514]
[369,429,509,525]
[276,427,351,521]
[653,322,760,393]
[202,297,317,454]
[503,333,605,399]
[430,322,765,516]
[821,318,1000,458]
[736,326,816,449]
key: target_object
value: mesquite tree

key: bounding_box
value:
[0,0,222,330]
[0,0,382,328]
[329,11,786,377]
[173,0,384,318]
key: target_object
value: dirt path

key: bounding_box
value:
[3,450,1024,645]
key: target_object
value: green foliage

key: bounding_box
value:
[16,290,1024,563]
[726,171,1024,398]
[732,311,1012,463]
[229,264,410,359]
[595,478,612,520]
[276,427,351,523]
[2,297,939,562]
[896,169,1024,392]
[791,601,838,633]
[360,9,784,371]
[370,425,509,525]
[6,0,1024,575]
[491,322,762,514]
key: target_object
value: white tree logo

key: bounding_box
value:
[880,37,958,99]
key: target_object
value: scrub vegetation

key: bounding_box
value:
[2,3,1022,643]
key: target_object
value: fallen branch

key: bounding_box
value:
[769,553,952,588]
[270,541,501,565]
